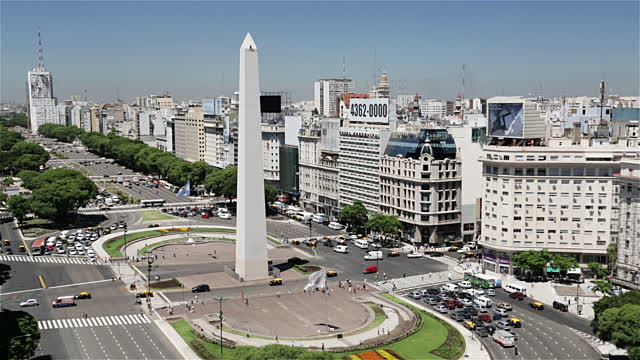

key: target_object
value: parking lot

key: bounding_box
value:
[400,283,601,360]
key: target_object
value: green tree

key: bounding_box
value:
[15,170,41,190]
[0,310,40,360]
[592,291,640,330]
[591,278,613,296]
[596,304,640,349]
[629,346,640,360]
[339,200,369,232]
[8,141,49,172]
[233,344,333,360]
[588,262,609,279]
[2,177,14,186]
[0,126,23,152]
[204,167,238,199]
[264,184,279,204]
[512,249,552,275]
[7,196,30,225]
[550,254,578,274]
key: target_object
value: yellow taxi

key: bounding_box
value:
[136,290,154,298]
[327,270,338,277]
[74,292,92,299]
[103,229,111,235]
[388,251,400,257]
[18,245,26,252]
[507,318,522,328]
[463,251,475,258]
[449,246,460,252]
[336,239,347,246]
[464,320,477,330]
[529,302,544,310]
[307,240,317,247]
[269,278,284,286]
[357,234,364,239]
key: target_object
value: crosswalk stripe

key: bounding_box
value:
[134,314,145,323]
[55,320,62,328]
[122,315,133,325]
[118,315,129,325]
[96,317,105,326]
[38,321,44,330]
[71,318,80,327]
[107,316,115,325]
[126,315,138,324]
[63,319,71,328]
[141,314,151,323]
[80,318,88,327]
[113,316,122,325]
[46,320,54,329]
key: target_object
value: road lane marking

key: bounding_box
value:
[71,318,81,327]
[81,318,89,327]
[60,319,69,328]
[54,320,62,328]
[46,320,53,329]
[126,314,137,324]
[95,317,104,326]
[114,316,124,325]
[0,279,114,296]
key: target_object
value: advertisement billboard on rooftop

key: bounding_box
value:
[488,103,523,138]
[349,98,389,124]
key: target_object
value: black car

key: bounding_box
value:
[450,312,465,322]
[484,325,496,335]
[322,240,333,247]
[6,248,13,255]
[426,288,440,296]
[429,252,445,257]
[475,327,490,337]
[192,284,210,293]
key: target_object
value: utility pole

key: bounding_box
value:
[214,296,226,359]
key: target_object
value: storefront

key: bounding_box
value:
[498,258,511,274]
[482,250,497,272]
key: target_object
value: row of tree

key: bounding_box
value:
[338,200,402,245]
[511,249,579,276]
[0,113,28,128]
[8,168,98,223]
[591,291,640,360]
[38,124,280,203]
[0,126,49,175]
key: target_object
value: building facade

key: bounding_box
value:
[314,79,355,117]
[338,126,391,212]
[380,129,462,245]
[173,107,205,162]
[262,123,285,184]
[27,68,58,134]
[279,145,299,200]
[612,160,640,290]
[479,144,636,274]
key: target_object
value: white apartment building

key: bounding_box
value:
[419,100,448,119]
[262,123,285,183]
[368,72,390,99]
[338,126,391,212]
[448,126,486,241]
[314,79,355,117]
[27,67,59,134]
[396,95,416,109]
[298,120,341,216]
[380,129,462,245]
[479,143,638,274]
[173,107,205,162]
[612,160,640,291]
[204,119,226,168]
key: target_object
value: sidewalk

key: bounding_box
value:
[375,271,463,292]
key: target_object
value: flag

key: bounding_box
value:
[304,268,327,291]
[176,180,191,197]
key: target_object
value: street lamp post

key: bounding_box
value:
[214,296,226,360]
[8,334,32,359]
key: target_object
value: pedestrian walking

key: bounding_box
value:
[403,273,406,278]
[321,343,325,352]
[277,291,280,298]
[245,298,249,306]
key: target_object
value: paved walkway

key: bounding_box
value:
[375,271,463,292]
[187,293,411,350]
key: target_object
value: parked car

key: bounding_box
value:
[409,291,422,300]
[74,292,92,299]
[476,326,490,337]
[219,213,232,220]
[510,292,525,300]
[486,288,496,296]
[388,251,400,257]
[529,301,544,310]
[492,308,509,317]
[498,303,513,311]
[478,313,492,323]
[269,278,283,286]
[434,304,448,314]
[450,312,465,322]
[428,251,444,257]
[333,245,348,253]
[495,320,512,331]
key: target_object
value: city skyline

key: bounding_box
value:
[1,1,639,103]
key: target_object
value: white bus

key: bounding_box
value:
[503,283,528,296]
[140,199,166,208]
[312,214,327,224]
[354,239,369,249]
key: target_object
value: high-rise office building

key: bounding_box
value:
[27,31,59,134]
[612,160,640,291]
[314,79,355,117]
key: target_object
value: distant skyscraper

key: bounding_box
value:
[369,72,390,99]
[314,79,355,117]
[27,30,59,134]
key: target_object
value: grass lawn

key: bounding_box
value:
[136,237,234,255]
[170,319,239,359]
[334,294,452,360]
[142,210,176,221]
[103,230,161,257]
[194,228,235,233]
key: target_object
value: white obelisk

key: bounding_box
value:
[235,33,268,281]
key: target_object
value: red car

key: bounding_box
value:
[201,213,209,219]
[510,291,525,300]
[363,265,378,274]
[478,313,492,323]
[447,300,463,309]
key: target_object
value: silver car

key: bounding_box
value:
[496,320,512,331]
[434,304,448,314]
[408,291,422,300]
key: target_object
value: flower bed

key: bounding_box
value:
[377,349,404,360]
[356,350,385,360]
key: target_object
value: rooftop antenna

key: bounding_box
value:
[460,64,465,121]
[36,28,45,70]
[84,89,87,101]
[342,56,346,80]
[373,48,377,89]
[599,80,606,125]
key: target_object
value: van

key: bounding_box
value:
[333,245,348,253]
[441,283,459,293]
[503,283,528,296]
[493,330,515,347]
[60,230,70,238]
[354,239,369,249]
[328,222,345,230]
[364,251,383,260]
[474,296,493,308]
[312,214,327,224]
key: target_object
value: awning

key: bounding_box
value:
[546,267,560,273]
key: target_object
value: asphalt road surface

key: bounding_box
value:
[400,285,600,360]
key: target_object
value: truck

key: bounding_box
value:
[52,297,77,308]
[117,176,124,184]
[32,239,45,256]
[492,329,515,347]
[364,250,383,260]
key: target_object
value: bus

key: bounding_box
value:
[464,271,502,289]
[32,239,45,255]
[140,199,166,208]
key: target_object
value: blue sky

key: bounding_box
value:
[1,1,638,103]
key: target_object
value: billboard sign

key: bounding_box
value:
[488,103,523,138]
[260,95,281,113]
[29,73,53,99]
[203,98,223,115]
[349,98,389,124]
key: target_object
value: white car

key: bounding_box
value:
[457,247,472,254]
[69,248,78,255]
[55,240,63,247]
[458,281,473,289]
[407,252,423,258]
[460,298,473,307]
[333,245,348,253]
[219,213,231,220]
[87,249,95,258]
[77,248,85,255]
[57,246,65,254]
[371,243,382,249]
[75,243,83,250]
[20,299,39,307]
